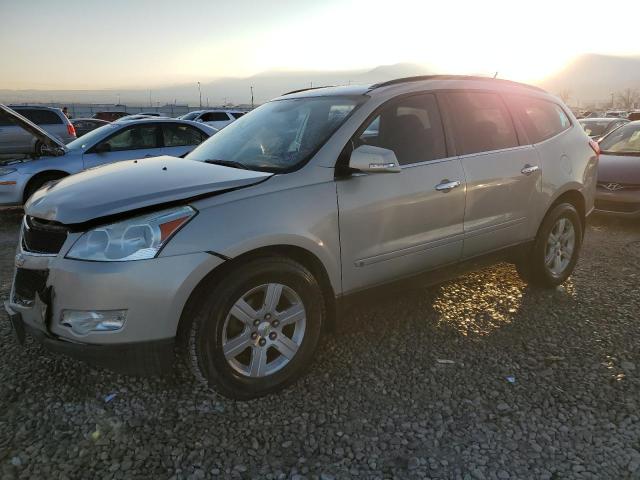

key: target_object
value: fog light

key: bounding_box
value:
[60,310,127,335]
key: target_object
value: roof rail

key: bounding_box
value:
[369,75,546,93]
[281,85,336,96]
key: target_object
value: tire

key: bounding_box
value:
[33,141,47,156]
[184,257,324,400]
[516,202,583,288]
[23,173,66,203]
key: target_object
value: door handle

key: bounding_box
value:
[435,180,461,192]
[521,164,539,175]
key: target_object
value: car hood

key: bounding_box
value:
[597,153,640,184]
[0,104,68,154]
[25,156,272,225]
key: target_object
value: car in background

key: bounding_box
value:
[0,105,216,205]
[3,76,597,399]
[0,106,76,155]
[92,111,129,122]
[628,111,640,122]
[605,110,628,118]
[579,117,629,139]
[136,112,165,117]
[594,121,640,217]
[178,109,246,129]
[71,118,109,137]
[115,114,167,122]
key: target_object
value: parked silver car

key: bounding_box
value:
[0,106,76,155]
[0,105,216,206]
[4,76,598,399]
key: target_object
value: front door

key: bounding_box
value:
[337,93,466,294]
[441,92,541,258]
[82,123,163,169]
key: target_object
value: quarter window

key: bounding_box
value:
[201,112,230,122]
[508,95,571,144]
[445,92,519,155]
[357,93,447,165]
[162,123,208,147]
[14,109,63,125]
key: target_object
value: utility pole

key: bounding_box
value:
[611,92,614,108]
[250,86,254,109]
[149,90,152,107]
[198,82,202,108]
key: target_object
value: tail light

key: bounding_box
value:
[67,122,76,137]
[589,138,600,158]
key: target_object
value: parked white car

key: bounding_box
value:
[179,109,246,130]
[0,105,216,205]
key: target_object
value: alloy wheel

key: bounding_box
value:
[545,217,575,276]
[222,283,306,377]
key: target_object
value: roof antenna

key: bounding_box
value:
[493,71,499,78]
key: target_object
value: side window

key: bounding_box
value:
[17,109,63,125]
[445,92,519,155]
[230,112,245,119]
[103,125,159,151]
[357,93,447,165]
[507,95,571,144]
[201,112,230,122]
[162,123,207,147]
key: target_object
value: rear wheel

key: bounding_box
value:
[516,203,582,288]
[184,257,323,399]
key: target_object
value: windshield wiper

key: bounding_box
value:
[204,159,249,170]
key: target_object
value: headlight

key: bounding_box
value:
[67,206,196,261]
[0,167,17,176]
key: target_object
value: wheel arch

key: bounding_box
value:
[176,244,337,346]
[23,170,70,203]
[547,189,586,234]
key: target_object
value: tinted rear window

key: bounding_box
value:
[445,92,519,155]
[201,112,230,122]
[507,95,571,144]
[14,108,63,125]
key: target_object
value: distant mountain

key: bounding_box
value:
[0,63,433,107]
[539,54,640,105]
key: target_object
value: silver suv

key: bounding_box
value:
[4,76,599,399]
[0,106,76,155]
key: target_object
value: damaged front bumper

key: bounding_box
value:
[4,230,225,375]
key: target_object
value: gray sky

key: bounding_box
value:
[1,0,639,89]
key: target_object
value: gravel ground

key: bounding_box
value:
[1,208,639,480]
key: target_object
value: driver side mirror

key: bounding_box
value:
[93,142,111,154]
[348,145,401,173]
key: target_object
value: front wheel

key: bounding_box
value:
[184,257,323,400]
[516,203,583,288]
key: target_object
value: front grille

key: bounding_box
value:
[595,200,640,213]
[22,216,69,254]
[13,268,49,306]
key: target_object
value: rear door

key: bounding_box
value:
[3,109,37,153]
[82,123,163,169]
[441,91,542,258]
[337,93,466,293]
[160,122,209,157]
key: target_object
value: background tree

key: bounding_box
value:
[616,88,639,110]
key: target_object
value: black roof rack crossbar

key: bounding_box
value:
[369,75,546,93]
